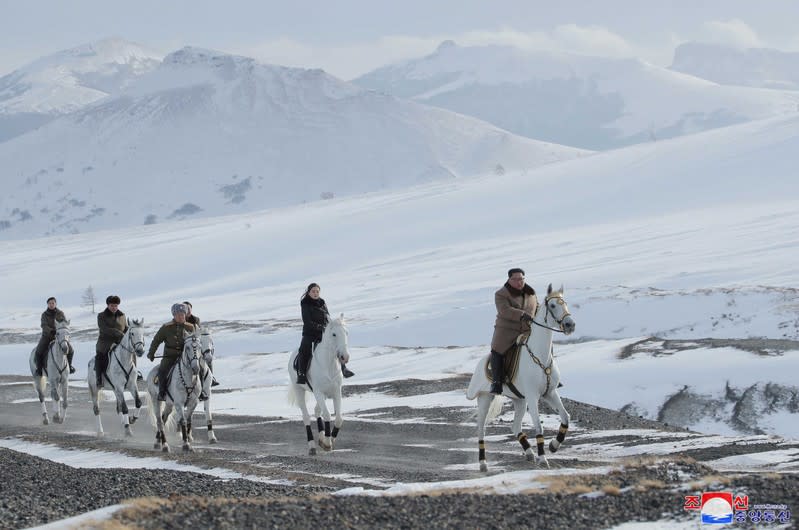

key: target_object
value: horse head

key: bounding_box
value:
[183,330,201,375]
[544,284,576,335]
[200,330,215,364]
[55,319,71,353]
[127,318,146,357]
[324,314,350,365]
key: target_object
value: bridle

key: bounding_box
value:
[176,335,200,398]
[530,293,572,334]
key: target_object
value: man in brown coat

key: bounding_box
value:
[34,297,74,375]
[490,268,537,394]
[96,295,128,388]
[148,303,196,401]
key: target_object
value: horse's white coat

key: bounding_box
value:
[287,316,351,454]
[87,318,146,437]
[468,285,576,470]
[29,319,71,425]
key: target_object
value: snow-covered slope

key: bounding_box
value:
[671,41,799,91]
[0,46,586,240]
[1,112,798,437]
[0,38,161,142]
[353,41,799,150]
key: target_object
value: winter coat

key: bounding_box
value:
[491,283,538,354]
[301,297,329,342]
[148,321,196,360]
[97,308,128,354]
[186,314,201,329]
[40,308,66,340]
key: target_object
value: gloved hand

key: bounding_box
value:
[147,351,155,362]
[521,313,534,324]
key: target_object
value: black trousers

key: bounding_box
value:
[34,335,51,371]
[95,349,109,383]
[297,337,319,375]
[157,356,179,398]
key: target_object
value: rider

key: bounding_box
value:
[147,303,196,402]
[489,268,537,395]
[183,300,219,387]
[96,295,128,388]
[34,297,75,375]
[296,282,354,385]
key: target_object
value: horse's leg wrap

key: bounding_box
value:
[316,417,324,432]
[324,421,331,438]
[120,401,129,416]
[134,395,142,409]
[550,423,568,453]
[478,439,486,462]
[536,435,545,456]
[180,421,187,442]
[331,426,340,439]
[93,403,100,416]
[306,425,314,442]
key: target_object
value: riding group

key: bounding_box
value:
[29,269,576,469]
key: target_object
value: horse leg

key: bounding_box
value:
[542,391,570,453]
[161,403,174,453]
[59,377,69,424]
[314,392,332,451]
[50,372,62,423]
[476,393,492,472]
[89,373,104,436]
[177,405,193,452]
[294,387,316,455]
[114,388,132,437]
[129,385,143,425]
[330,388,344,450]
[204,384,217,444]
[526,399,548,468]
[153,399,166,451]
[512,397,534,462]
[36,375,49,425]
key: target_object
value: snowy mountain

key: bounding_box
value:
[671,41,799,91]
[1,112,798,437]
[0,38,161,142]
[353,41,799,150]
[0,46,586,240]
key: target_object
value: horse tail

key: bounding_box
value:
[287,380,300,407]
[486,395,503,422]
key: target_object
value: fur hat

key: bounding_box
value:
[171,303,188,316]
[106,295,121,305]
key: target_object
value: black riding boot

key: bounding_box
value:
[489,350,504,395]
[67,343,76,374]
[341,363,354,378]
[157,360,173,401]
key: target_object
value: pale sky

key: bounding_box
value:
[2,0,799,79]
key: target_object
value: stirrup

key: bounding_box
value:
[199,392,208,401]
[137,370,144,381]
[342,367,354,378]
[490,382,503,395]
[157,393,166,402]
[69,365,76,374]
[211,377,220,387]
[296,373,307,385]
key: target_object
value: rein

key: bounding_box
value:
[107,331,139,389]
[175,338,199,399]
[522,293,570,395]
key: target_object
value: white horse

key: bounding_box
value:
[187,329,218,444]
[146,331,201,452]
[287,315,351,455]
[88,318,146,437]
[29,319,72,425]
[467,284,576,471]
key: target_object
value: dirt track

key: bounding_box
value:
[1,374,797,529]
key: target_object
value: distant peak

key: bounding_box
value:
[436,40,458,52]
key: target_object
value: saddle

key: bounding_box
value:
[485,333,528,386]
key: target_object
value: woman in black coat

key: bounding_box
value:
[296,283,354,384]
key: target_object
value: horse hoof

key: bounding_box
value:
[525,452,534,462]
[162,445,170,453]
[97,431,104,438]
[153,442,161,450]
[129,416,137,425]
[209,436,217,444]
[308,447,317,456]
[479,461,488,472]
[549,441,559,453]
[125,429,133,437]
[182,445,193,453]
[42,417,49,425]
